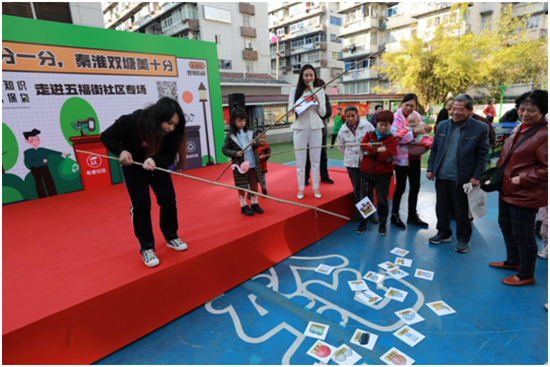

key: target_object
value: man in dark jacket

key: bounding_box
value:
[427,94,490,254]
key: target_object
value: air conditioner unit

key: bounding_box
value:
[343,23,349,28]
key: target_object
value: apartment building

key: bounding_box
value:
[2,2,104,28]
[336,2,548,97]
[268,2,344,93]
[102,2,288,95]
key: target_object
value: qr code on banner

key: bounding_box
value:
[156,81,178,100]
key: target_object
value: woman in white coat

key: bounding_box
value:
[288,64,326,199]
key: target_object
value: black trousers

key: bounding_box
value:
[498,198,538,279]
[392,159,421,216]
[346,167,365,217]
[122,165,178,253]
[31,166,57,198]
[331,134,337,146]
[361,172,392,224]
[306,129,329,182]
[435,179,471,242]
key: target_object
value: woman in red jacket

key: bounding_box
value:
[489,90,548,286]
[483,98,497,122]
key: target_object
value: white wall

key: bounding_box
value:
[69,2,105,28]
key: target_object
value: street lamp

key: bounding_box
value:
[198,82,214,166]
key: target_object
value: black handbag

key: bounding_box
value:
[480,122,547,192]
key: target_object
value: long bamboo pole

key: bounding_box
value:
[76,150,350,221]
[264,142,383,159]
[215,47,387,181]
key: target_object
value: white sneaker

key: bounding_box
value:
[538,246,548,259]
[142,249,160,267]
[297,190,304,200]
[313,190,322,199]
[167,238,188,251]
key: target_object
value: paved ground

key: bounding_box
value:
[96,160,548,365]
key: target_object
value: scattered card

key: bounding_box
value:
[378,261,399,271]
[426,301,456,316]
[384,287,409,302]
[380,347,415,365]
[395,308,425,325]
[357,290,383,305]
[414,269,434,281]
[363,271,384,284]
[304,321,330,340]
[390,247,410,257]
[331,344,361,365]
[348,280,369,292]
[356,195,377,219]
[307,340,336,364]
[350,329,378,351]
[394,257,412,267]
[315,264,334,275]
[386,268,409,279]
[393,325,425,347]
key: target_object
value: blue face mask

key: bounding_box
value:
[375,128,390,140]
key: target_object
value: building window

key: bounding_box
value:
[332,52,340,60]
[330,16,342,26]
[277,28,285,36]
[388,4,399,18]
[246,61,254,72]
[481,14,491,30]
[215,34,221,44]
[411,27,417,37]
[527,14,541,30]
[291,39,304,48]
[244,38,254,49]
[242,14,251,27]
[219,59,232,70]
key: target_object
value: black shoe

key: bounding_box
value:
[321,178,334,184]
[356,221,368,234]
[369,215,379,224]
[407,214,429,228]
[262,189,268,195]
[241,205,254,216]
[251,204,264,214]
[429,233,452,244]
[305,181,310,186]
[391,213,406,229]
[378,223,387,236]
[455,241,469,253]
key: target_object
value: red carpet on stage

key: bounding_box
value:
[3,163,359,364]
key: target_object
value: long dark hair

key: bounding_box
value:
[229,103,249,135]
[294,64,321,103]
[138,96,185,164]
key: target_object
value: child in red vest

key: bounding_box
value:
[359,110,398,236]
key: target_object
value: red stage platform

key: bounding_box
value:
[2,164,356,364]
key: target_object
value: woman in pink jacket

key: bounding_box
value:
[391,94,432,229]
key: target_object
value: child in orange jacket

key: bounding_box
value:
[256,132,270,195]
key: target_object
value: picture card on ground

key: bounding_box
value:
[363,271,384,284]
[307,340,336,364]
[394,257,412,267]
[350,329,379,351]
[395,308,425,325]
[426,301,456,316]
[380,347,415,365]
[384,287,409,302]
[393,325,425,347]
[348,280,369,291]
[378,261,399,271]
[304,321,330,340]
[315,264,334,275]
[414,269,434,281]
[357,290,383,305]
[386,268,409,279]
[331,344,361,365]
[390,247,410,257]
[356,195,377,219]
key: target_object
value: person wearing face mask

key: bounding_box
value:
[427,94,490,254]
[391,93,431,230]
[288,64,326,200]
[489,90,548,286]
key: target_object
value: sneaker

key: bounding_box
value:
[455,241,469,253]
[356,221,368,234]
[262,189,268,195]
[429,233,452,244]
[407,214,429,228]
[378,223,388,236]
[321,178,334,184]
[391,213,406,229]
[251,203,264,214]
[241,205,254,216]
[538,245,548,259]
[297,191,304,200]
[142,249,159,268]
[166,238,188,251]
[313,190,322,199]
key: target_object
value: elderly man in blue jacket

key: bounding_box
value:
[427,94,490,254]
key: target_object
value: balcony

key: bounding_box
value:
[267,2,286,13]
[134,13,153,28]
[291,41,327,55]
[342,68,378,82]
[243,49,259,61]
[339,17,379,37]
[338,2,363,14]
[288,5,326,22]
[411,2,454,17]
[512,2,548,17]
[288,24,327,39]
[163,19,200,37]
[241,26,257,38]
[239,2,255,15]
[385,42,403,53]
[341,43,378,60]
[384,14,418,29]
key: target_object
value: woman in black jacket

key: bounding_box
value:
[101,97,188,268]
